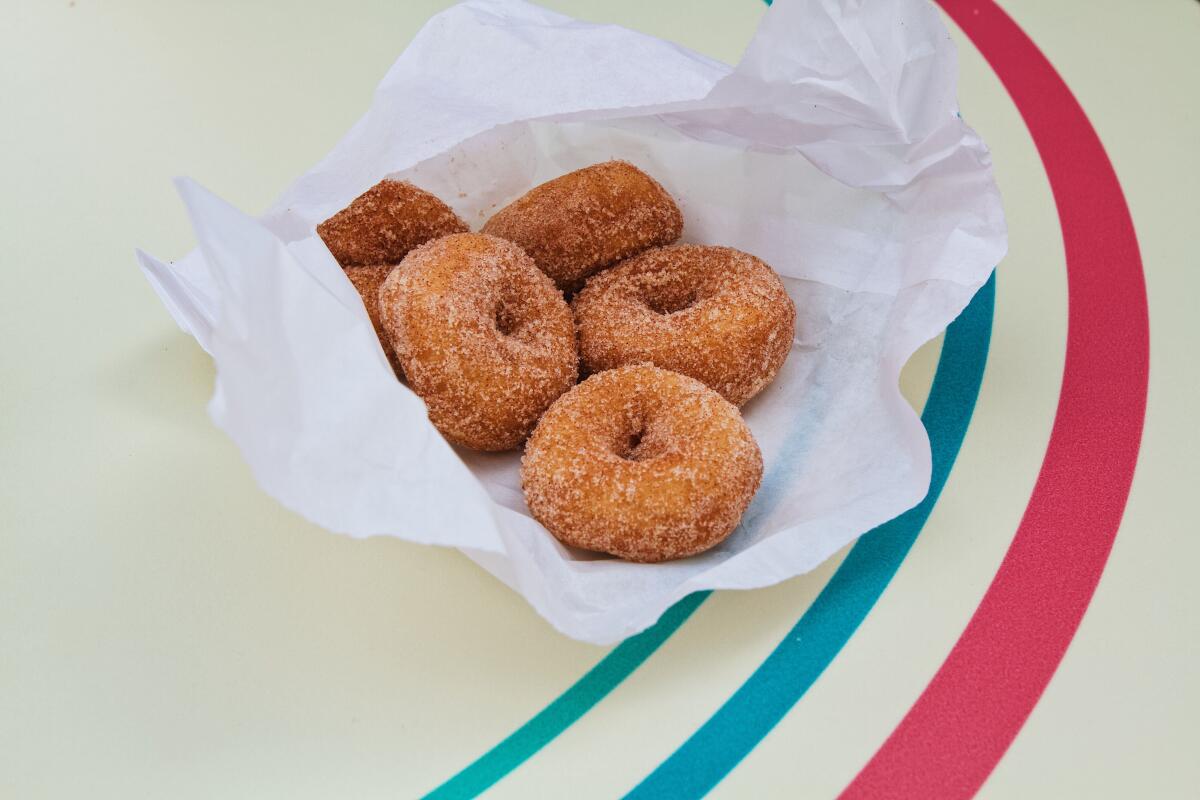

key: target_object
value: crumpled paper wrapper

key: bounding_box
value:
[138,0,1006,644]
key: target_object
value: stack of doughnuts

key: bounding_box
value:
[319,161,796,562]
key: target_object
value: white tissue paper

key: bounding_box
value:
[138,0,1006,644]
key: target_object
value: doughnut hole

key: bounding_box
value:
[494,300,522,338]
[643,282,700,316]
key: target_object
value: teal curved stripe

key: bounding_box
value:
[625,273,996,799]
[424,274,994,800]
[423,591,710,800]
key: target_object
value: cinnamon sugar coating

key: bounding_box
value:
[344,264,403,379]
[481,161,682,292]
[318,179,467,267]
[521,365,763,562]
[378,233,577,451]
[573,245,796,405]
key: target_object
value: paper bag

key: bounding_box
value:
[138,0,1006,643]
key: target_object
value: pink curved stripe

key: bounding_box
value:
[842,1,1150,797]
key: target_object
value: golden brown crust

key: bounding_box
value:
[522,365,762,562]
[318,179,468,267]
[481,161,683,292]
[344,264,403,379]
[572,245,796,406]
[378,233,578,451]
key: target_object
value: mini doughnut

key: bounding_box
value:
[481,161,683,292]
[318,179,467,267]
[343,264,403,378]
[521,365,763,562]
[378,233,577,451]
[573,245,796,405]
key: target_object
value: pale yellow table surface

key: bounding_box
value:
[2,1,1198,798]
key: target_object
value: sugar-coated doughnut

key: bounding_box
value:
[573,245,795,406]
[522,365,763,562]
[318,179,467,267]
[481,161,683,292]
[378,233,577,451]
[344,264,403,378]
